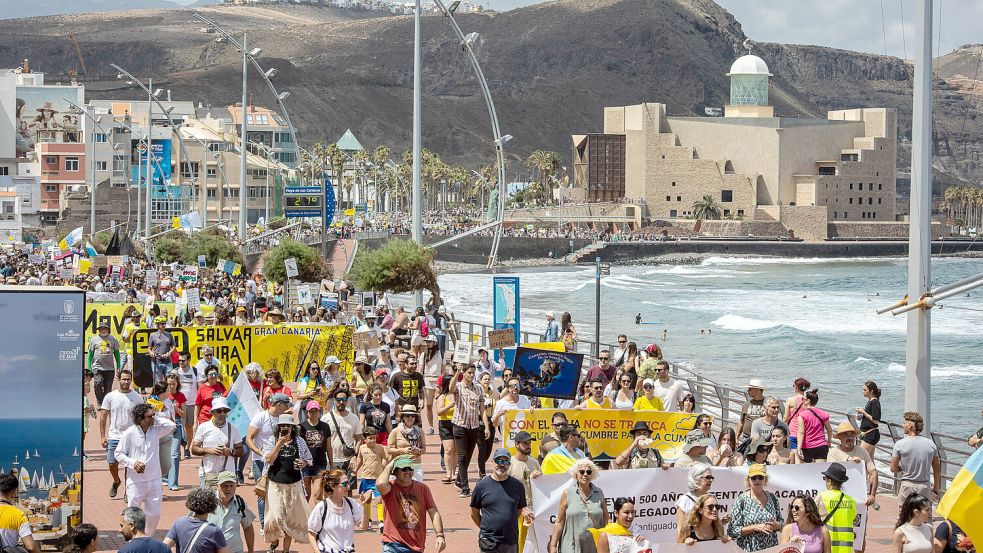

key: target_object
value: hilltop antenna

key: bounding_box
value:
[742,38,754,55]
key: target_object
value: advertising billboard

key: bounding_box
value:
[0,287,85,544]
[131,138,173,190]
[15,85,85,159]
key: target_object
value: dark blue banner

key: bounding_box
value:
[513,346,584,400]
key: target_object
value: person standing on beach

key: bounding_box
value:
[891,411,941,507]
[100,369,143,498]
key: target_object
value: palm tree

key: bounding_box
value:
[324,143,345,201]
[351,149,369,205]
[373,145,391,211]
[692,194,722,220]
[526,150,561,203]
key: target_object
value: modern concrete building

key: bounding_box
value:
[571,54,898,239]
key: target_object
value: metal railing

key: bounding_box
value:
[449,315,974,494]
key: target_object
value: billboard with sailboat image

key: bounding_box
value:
[0,287,84,544]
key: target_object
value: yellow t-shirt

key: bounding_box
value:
[585,397,613,409]
[121,321,142,347]
[438,396,455,421]
[633,395,664,411]
[0,504,31,548]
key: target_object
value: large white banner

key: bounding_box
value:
[529,463,867,552]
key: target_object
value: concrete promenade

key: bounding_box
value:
[80,402,904,553]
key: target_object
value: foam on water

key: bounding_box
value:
[711,314,780,331]
[700,256,902,266]
[886,362,983,378]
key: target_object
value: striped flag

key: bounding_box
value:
[84,242,98,257]
[224,371,261,440]
[938,447,983,548]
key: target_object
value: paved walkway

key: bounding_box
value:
[81,406,903,553]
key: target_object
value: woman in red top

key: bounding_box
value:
[194,366,227,425]
[158,373,187,491]
[261,368,293,409]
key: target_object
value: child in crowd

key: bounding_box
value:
[351,427,388,531]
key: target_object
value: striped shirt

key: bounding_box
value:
[452,382,482,429]
[0,504,31,547]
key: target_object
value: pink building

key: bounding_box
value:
[38,142,86,224]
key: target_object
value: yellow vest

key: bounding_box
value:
[820,489,857,553]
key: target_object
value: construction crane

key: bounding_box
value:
[68,33,87,80]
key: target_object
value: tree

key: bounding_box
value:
[526,150,561,203]
[151,228,241,266]
[264,238,332,283]
[373,145,391,209]
[348,239,441,305]
[692,194,722,220]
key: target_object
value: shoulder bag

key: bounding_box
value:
[330,410,357,458]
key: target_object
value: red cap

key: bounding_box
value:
[374,368,389,377]
[646,343,660,354]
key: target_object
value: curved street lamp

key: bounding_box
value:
[62,98,122,238]
[432,0,510,268]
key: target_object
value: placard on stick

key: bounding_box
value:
[488,328,516,349]
[453,341,473,364]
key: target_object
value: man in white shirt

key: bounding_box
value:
[322,388,362,473]
[473,348,502,384]
[114,402,176,536]
[245,392,291,528]
[610,334,630,368]
[192,397,245,489]
[652,360,685,412]
[98,369,143,498]
[491,377,531,437]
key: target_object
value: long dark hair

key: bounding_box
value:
[864,381,882,398]
[895,494,930,528]
[785,496,823,526]
[804,388,820,406]
[561,312,573,333]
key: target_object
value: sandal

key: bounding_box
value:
[267,543,278,553]
[440,476,453,484]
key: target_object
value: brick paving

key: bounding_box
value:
[81,398,902,553]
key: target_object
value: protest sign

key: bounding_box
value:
[197,254,207,268]
[59,267,73,280]
[184,288,201,312]
[284,258,299,279]
[354,331,381,352]
[488,328,516,349]
[503,408,695,462]
[297,284,313,305]
[145,269,158,287]
[177,265,198,284]
[27,253,44,265]
[512,347,583,399]
[453,340,473,364]
[130,324,355,389]
[527,464,866,553]
[501,341,565,369]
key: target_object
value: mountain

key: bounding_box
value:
[1,0,981,187]
[0,0,184,19]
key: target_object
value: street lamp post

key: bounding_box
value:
[412,0,424,305]
[64,99,119,237]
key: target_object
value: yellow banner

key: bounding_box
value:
[502,408,697,462]
[130,324,355,388]
[85,302,215,342]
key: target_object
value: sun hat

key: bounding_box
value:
[750,436,773,453]
[399,405,420,419]
[629,421,652,436]
[821,462,850,483]
[276,414,297,426]
[834,420,860,437]
[747,379,766,390]
[325,356,341,365]
[210,397,230,411]
[683,430,711,452]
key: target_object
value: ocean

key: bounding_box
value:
[432,256,983,437]
[0,419,82,498]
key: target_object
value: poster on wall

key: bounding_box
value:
[512,346,583,399]
[131,139,172,189]
[15,86,85,159]
[0,287,85,542]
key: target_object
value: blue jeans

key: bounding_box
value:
[253,459,265,526]
[106,439,120,464]
[382,543,417,553]
[167,422,183,488]
[151,359,172,383]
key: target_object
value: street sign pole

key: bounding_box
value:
[595,256,601,358]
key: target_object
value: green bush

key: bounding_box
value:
[153,235,187,264]
[264,238,331,283]
[348,239,441,304]
[181,229,242,266]
[268,217,287,231]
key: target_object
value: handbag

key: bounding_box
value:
[254,474,269,500]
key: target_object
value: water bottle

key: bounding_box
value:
[870,502,880,511]
[854,410,863,427]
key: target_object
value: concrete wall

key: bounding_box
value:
[778,205,828,241]
[828,221,944,239]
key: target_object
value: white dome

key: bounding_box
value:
[727,55,772,76]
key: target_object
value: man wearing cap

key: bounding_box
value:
[192,396,245,488]
[614,422,666,469]
[543,312,559,343]
[99,369,143,498]
[676,430,712,467]
[208,471,256,553]
[373,345,396,375]
[115,402,176,537]
[378,454,446,553]
[736,379,768,442]
[147,316,176,384]
[88,320,121,405]
[508,431,541,553]
[246,392,291,527]
[470,448,533,553]
[828,421,878,508]
[267,308,285,325]
[816,463,858,553]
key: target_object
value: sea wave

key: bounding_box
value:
[886,362,983,378]
[700,256,902,267]
[710,314,780,331]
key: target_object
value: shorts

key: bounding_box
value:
[860,428,880,446]
[393,328,408,336]
[800,444,830,462]
[106,439,120,464]
[303,463,327,478]
[438,420,455,441]
[359,478,380,498]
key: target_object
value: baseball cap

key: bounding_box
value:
[514,431,536,443]
[325,356,341,365]
[97,321,111,329]
[374,368,389,377]
[393,457,415,469]
[493,448,511,460]
[211,397,230,412]
[217,471,238,485]
[306,400,322,412]
[748,464,768,478]
[380,345,390,352]
[154,316,167,325]
[269,393,291,405]
[641,378,656,388]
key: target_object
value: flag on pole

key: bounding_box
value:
[938,446,983,548]
[84,242,98,257]
[224,371,262,439]
[60,227,84,250]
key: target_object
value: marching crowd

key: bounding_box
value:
[0,249,977,553]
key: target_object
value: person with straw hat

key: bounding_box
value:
[828,421,878,507]
[263,414,312,553]
[387,405,426,482]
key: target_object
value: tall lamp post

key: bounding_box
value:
[64,99,120,237]
[412,0,424,306]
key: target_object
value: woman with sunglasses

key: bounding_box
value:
[727,464,783,551]
[632,379,664,411]
[677,494,730,544]
[307,469,362,553]
[387,405,426,481]
[609,373,636,410]
[780,496,830,553]
[891,494,933,553]
[588,497,647,553]
[263,414,313,553]
[296,362,325,407]
[675,463,716,533]
[548,458,607,553]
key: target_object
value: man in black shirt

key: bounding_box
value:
[470,448,533,553]
[390,353,425,410]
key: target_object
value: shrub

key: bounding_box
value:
[348,239,441,304]
[264,238,331,283]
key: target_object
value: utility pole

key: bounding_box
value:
[239,33,249,241]
[594,256,609,357]
[411,0,423,306]
[145,78,153,241]
[906,0,933,431]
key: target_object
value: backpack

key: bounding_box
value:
[232,494,246,520]
[419,317,429,338]
[317,498,354,542]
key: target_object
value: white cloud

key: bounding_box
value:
[0,354,38,375]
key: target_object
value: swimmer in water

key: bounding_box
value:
[635,313,642,325]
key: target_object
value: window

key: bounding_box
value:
[833,212,838,219]
[849,198,853,204]
[94,133,107,143]
[872,212,877,219]
[878,183,882,191]
[844,212,848,218]
[223,188,239,198]
[849,183,853,190]
[671,181,676,187]
[665,196,671,202]
[721,190,733,202]
[65,158,79,172]
[868,197,873,205]
[207,168,217,177]
[737,209,744,216]
[676,196,681,202]
[878,198,882,204]
[114,155,127,174]
[45,185,58,193]
[869,183,874,190]
[818,167,836,176]
[96,161,108,171]
[206,189,216,198]
[277,152,296,164]
[44,156,57,164]
[669,209,678,217]
[0,167,7,176]
[723,209,731,216]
